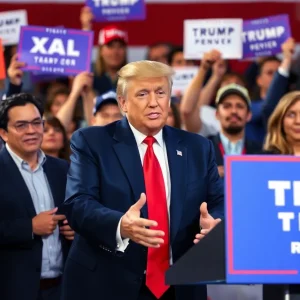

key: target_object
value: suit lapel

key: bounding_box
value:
[164,127,187,244]
[1,148,36,218]
[112,118,147,218]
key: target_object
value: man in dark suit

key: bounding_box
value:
[0,93,74,300]
[207,83,262,178]
[61,60,224,300]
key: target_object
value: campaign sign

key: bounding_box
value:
[0,39,5,80]
[171,66,198,96]
[225,155,300,284]
[86,0,145,22]
[17,26,94,76]
[243,14,291,59]
[184,19,243,60]
[0,10,28,46]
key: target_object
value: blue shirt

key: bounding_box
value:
[6,144,63,279]
[220,133,244,155]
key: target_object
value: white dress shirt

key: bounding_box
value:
[116,122,171,252]
[6,144,63,279]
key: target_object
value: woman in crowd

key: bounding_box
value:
[263,90,300,299]
[80,6,128,95]
[41,117,70,161]
[264,91,300,155]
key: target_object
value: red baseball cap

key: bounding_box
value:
[98,25,128,45]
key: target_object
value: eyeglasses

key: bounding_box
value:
[11,119,45,133]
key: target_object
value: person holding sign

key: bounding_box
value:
[61,60,224,300]
[207,83,261,178]
[80,6,128,95]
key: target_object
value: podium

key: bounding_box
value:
[166,156,300,299]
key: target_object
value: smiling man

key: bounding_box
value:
[61,60,224,300]
[0,93,74,300]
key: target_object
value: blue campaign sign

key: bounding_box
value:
[86,0,146,22]
[225,155,300,284]
[243,14,291,59]
[17,26,94,76]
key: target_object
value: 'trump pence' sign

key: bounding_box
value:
[86,0,145,22]
[0,10,27,46]
[184,19,243,60]
[225,156,300,284]
[18,26,94,76]
[243,14,291,59]
[172,66,198,96]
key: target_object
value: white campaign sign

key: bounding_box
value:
[171,66,198,96]
[0,10,28,46]
[184,19,243,60]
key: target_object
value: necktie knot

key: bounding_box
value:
[143,136,156,147]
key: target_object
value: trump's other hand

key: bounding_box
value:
[120,193,165,248]
[194,202,221,244]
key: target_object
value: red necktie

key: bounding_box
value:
[143,136,170,299]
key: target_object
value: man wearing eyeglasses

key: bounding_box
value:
[0,93,74,300]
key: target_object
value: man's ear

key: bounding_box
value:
[118,96,127,113]
[0,128,8,143]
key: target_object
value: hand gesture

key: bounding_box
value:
[32,207,66,236]
[212,58,227,78]
[120,193,165,248]
[71,71,93,98]
[80,6,94,31]
[59,219,75,241]
[7,54,26,86]
[201,49,222,70]
[194,202,221,244]
[282,37,295,60]
[217,166,224,178]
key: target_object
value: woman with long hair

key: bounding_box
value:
[41,117,70,161]
[80,7,128,95]
[264,91,300,155]
[263,91,300,299]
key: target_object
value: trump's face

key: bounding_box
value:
[119,77,170,136]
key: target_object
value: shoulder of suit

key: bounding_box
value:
[167,126,210,145]
[45,155,69,170]
[74,121,116,139]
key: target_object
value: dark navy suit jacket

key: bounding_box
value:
[61,118,224,300]
[0,148,69,300]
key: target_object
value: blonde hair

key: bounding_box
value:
[116,60,174,98]
[264,91,300,154]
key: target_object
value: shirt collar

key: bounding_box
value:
[6,144,46,169]
[128,121,164,148]
[219,132,244,148]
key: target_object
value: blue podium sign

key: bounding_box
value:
[225,155,300,284]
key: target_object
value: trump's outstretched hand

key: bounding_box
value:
[194,202,222,244]
[120,193,165,248]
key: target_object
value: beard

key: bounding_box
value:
[223,125,244,135]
